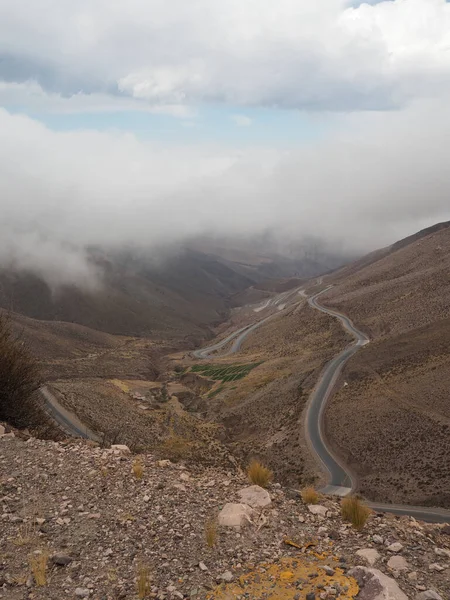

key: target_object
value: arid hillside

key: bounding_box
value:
[0,249,253,343]
[0,243,342,343]
[321,221,450,507]
[176,295,351,487]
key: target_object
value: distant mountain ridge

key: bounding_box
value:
[0,242,345,341]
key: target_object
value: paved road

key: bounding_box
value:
[306,287,369,493]
[193,290,299,359]
[192,325,253,359]
[307,287,450,524]
[193,314,278,359]
[40,386,101,442]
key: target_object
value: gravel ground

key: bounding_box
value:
[0,432,449,599]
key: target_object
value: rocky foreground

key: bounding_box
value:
[0,428,449,600]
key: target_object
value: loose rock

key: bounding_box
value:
[237,485,271,508]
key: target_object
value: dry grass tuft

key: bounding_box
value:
[300,486,319,505]
[205,517,218,548]
[13,520,37,547]
[132,457,144,479]
[247,459,273,488]
[29,551,49,586]
[158,434,190,462]
[341,496,371,530]
[136,564,152,599]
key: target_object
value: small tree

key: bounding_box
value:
[0,315,41,427]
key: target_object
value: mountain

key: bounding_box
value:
[0,243,345,343]
[322,220,450,507]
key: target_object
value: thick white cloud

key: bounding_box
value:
[1,96,449,284]
[1,0,450,285]
[1,0,450,111]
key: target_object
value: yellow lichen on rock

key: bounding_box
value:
[207,557,359,599]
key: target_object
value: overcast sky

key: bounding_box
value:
[1,0,450,284]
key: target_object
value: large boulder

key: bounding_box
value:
[348,566,408,600]
[218,503,254,529]
[237,485,271,508]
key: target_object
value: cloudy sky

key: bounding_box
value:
[1,0,450,282]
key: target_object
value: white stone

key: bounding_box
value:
[372,533,384,544]
[356,549,380,566]
[0,425,5,436]
[387,556,408,571]
[387,542,403,553]
[237,485,271,508]
[434,547,450,558]
[348,567,408,600]
[373,535,384,545]
[219,571,234,583]
[218,503,255,529]
[75,589,90,598]
[308,505,328,517]
[199,562,208,571]
[428,563,444,572]
[111,444,130,454]
[416,592,444,600]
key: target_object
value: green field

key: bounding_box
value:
[191,362,262,382]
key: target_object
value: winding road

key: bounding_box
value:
[40,386,101,442]
[194,285,450,523]
[306,286,369,496]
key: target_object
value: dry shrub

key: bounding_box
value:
[205,517,218,548]
[341,496,371,530]
[158,434,190,462]
[29,551,49,586]
[132,458,144,479]
[136,564,152,599]
[301,486,319,505]
[247,459,273,488]
[0,315,41,428]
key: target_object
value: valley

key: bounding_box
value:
[2,223,450,514]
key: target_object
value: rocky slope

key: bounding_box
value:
[1,428,448,600]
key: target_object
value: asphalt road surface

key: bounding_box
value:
[40,386,101,442]
[306,287,369,493]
